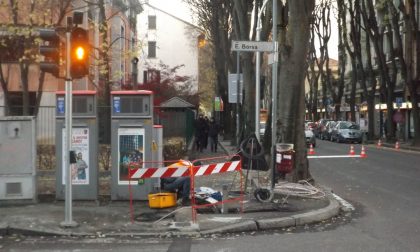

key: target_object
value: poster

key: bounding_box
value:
[118,128,144,184]
[62,128,90,185]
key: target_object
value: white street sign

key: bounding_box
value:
[231,40,274,52]
[228,73,243,103]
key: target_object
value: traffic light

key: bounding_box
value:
[70,27,89,79]
[39,28,62,77]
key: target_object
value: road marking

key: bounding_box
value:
[332,193,355,211]
[308,155,361,159]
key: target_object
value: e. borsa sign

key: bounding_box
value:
[231,40,274,52]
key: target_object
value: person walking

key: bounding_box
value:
[208,117,220,152]
[203,116,210,149]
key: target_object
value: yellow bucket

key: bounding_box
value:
[148,193,177,208]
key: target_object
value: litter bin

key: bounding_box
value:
[276,143,294,174]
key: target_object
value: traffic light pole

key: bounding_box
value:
[61,23,77,228]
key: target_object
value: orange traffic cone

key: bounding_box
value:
[360,145,367,158]
[308,144,315,155]
[349,145,355,155]
[395,141,400,150]
[377,139,382,148]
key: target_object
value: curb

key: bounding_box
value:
[207,194,340,233]
[0,196,340,237]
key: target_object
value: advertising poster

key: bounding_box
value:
[118,128,144,184]
[62,128,90,185]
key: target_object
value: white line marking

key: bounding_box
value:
[308,155,361,159]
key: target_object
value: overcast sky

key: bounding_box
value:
[146,0,195,25]
[146,0,339,60]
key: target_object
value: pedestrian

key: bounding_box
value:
[203,116,210,149]
[208,117,220,152]
[197,114,207,152]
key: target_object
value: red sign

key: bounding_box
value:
[393,111,405,123]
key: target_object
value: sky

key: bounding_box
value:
[145,0,339,60]
[145,0,195,25]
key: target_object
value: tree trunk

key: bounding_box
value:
[277,0,314,182]
[20,63,30,115]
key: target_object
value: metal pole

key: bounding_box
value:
[236,52,240,145]
[61,23,77,228]
[255,0,270,142]
[271,0,279,190]
[256,28,261,142]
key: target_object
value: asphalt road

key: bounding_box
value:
[2,140,420,251]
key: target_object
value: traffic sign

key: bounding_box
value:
[231,40,274,52]
[396,97,403,108]
[393,110,405,123]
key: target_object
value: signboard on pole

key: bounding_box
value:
[231,40,274,52]
[62,128,89,185]
[396,97,403,108]
[228,73,243,103]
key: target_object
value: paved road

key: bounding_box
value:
[3,141,420,251]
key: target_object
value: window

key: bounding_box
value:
[8,92,36,115]
[148,41,156,58]
[148,15,156,29]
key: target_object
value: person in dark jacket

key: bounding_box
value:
[208,117,220,152]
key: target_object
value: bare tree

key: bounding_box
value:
[277,0,315,181]
[0,0,71,116]
[390,0,420,145]
[185,0,236,136]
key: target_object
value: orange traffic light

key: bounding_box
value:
[75,46,85,60]
[70,27,89,79]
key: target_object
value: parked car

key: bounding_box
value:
[305,121,316,132]
[330,121,363,143]
[305,128,316,147]
[320,121,337,140]
[314,119,333,138]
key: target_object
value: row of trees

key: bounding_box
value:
[306,0,420,145]
[187,0,315,181]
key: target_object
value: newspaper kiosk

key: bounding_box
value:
[55,91,98,200]
[110,90,156,200]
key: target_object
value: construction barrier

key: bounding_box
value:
[128,155,243,224]
[189,155,244,223]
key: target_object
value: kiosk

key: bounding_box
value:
[55,91,98,200]
[111,90,156,200]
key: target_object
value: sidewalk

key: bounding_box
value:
[0,137,340,237]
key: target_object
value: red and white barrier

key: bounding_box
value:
[129,160,241,179]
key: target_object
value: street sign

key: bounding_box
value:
[231,40,274,52]
[396,97,403,108]
[228,74,243,103]
[393,110,405,123]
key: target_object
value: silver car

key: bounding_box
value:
[330,121,363,143]
[305,128,316,147]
